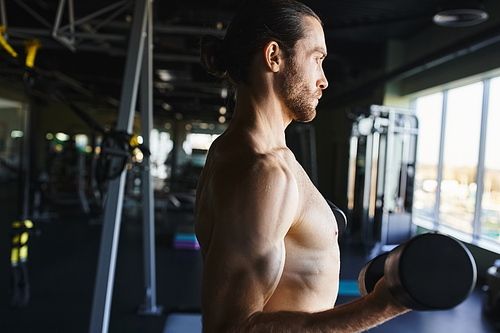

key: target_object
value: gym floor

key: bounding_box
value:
[0,179,498,333]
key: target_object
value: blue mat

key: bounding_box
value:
[338,280,361,296]
[163,313,202,333]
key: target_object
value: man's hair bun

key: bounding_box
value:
[199,35,227,79]
[199,0,320,86]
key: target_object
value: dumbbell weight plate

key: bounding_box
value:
[358,252,389,297]
[385,233,477,311]
[326,199,347,237]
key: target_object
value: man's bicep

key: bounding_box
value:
[201,234,286,332]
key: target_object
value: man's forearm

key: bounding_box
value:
[229,292,408,333]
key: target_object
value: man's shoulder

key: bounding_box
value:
[230,147,291,176]
[210,141,295,188]
[211,132,290,168]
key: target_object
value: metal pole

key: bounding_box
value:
[13,0,53,29]
[0,0,8,35]
[68,0,75,43]
[52,0,76,52]
[19,102,31,221]
[59,0,130,32]
[138,0,163,316]
[89,0,148,332]
[368,130,380,221]
[347,134,358,211]
[78,151,90,214]
[435,91,448,230]
[473,79,491,244]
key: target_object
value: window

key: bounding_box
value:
[0,97,23,182]
[184,133,220,167]
[413,78,500,252]
[413,93,443,221]
[150,129,173,179]
[481,77,500,241]
[440,82,483,234]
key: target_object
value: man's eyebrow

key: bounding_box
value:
[313,47,327,58]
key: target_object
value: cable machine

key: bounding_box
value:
[346,105,418,257]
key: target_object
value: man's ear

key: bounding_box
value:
[264,41,282,73]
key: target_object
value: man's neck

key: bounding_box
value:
[227,84,292,148]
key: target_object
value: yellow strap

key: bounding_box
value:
[24,220,34,229]
[129,135,140,147]
[24,40,41,68]
[20,232,29,245]
[11,248,19,264]
[0,26,18,57]
[12,221,21,228]
[19,245,28,260]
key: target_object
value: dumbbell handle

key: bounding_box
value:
[358,252,388,297]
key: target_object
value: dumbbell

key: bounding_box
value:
[326,199,347,237]
[358,233,477,311]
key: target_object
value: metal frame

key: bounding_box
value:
[5,0,223,57]
[138,0,162,316]
[78,151,91,214]
[18,101,32,221]
[362,124,373,239]
[52,0,133,51]
[347,131,358,211]
[473,79,491,243]
[12,0,52,29]
[435,91,448,230]
[0,0,8,36]
[52,0,76,51]
[349,105,418,251]
[89,0,162,332]
[381,108,418,250]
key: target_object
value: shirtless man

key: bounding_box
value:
[194,1,409,331]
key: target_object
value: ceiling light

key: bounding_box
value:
[433,9,488,27]
[11,130,24,138]
[56,132,70,141]
[162,103,172,111]
[221,88,228,99]
[156,69,192,82]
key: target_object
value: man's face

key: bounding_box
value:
[279,16,328,123]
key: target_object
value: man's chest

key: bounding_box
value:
[286,161,339,251]
[273,174,340,311]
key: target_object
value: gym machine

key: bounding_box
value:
[346,105,418,257]
[89,1,164,332]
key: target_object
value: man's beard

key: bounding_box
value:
[279,58,318,123]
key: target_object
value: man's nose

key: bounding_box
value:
[318,69,328,90]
